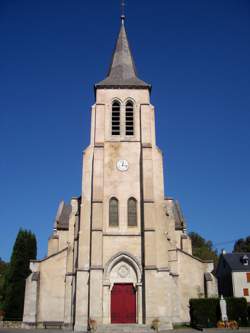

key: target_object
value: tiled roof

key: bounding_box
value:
[95,20,151,90]
[173,201,186,231]
[54,201,71,230]
[223,252,250,272]
[31,272,40,281]
[204,272,213,281]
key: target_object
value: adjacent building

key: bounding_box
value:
[23,15,217,331]
[216,252,250,302]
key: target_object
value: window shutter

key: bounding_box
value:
[125,101,134,136]
[112,101,120,136]
[243,288,249,296]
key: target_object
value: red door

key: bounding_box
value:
[111,283,136,323]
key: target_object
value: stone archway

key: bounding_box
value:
[103,252,143,324]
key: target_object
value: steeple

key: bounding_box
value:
[95,18,151,91]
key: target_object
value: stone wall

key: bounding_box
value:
[0,321,22,328]
[176,249,217,322]
[37,248,67,322]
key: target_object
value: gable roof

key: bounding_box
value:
[222,252,250,272]
[54,201,71,230]
[95,19,151,90]
[173,200,186,231]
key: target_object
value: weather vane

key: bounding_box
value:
[121,0,125,23]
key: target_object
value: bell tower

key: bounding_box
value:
[73,14,171,331]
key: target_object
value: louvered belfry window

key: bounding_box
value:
[125,101,134,136]
[128,197,137,226]
[112,101,120,135]
[109,197,119,226]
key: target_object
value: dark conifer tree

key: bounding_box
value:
[3,229,37,320]
[0,258,8,310]
[233,236,250,252]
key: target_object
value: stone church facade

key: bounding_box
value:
[23,17,217,331]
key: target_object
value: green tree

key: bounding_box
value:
[3,229,37,320]
[233,236,250,252]
[189,232,218,263]
[0,258,9,310]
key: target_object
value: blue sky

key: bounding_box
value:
[0,0,249,261]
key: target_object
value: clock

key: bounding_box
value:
[116,159,129,172]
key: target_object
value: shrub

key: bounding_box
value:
[189,297,248,328]
[226,297,248,326]
[0,309,5,320]
[190,298,219,328]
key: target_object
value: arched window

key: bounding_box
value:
[109,197,119,226]
[128,197,137,226]
[125,101,134,136]
[112,101,120,136]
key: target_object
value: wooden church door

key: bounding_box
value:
[111,283,136,323]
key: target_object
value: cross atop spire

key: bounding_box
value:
[121,0,125,23]
[95,15,151,91]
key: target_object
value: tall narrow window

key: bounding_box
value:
[128,197,137,226]
[125,101,134,136]
[112,101,120,135]
[109,197,119,226]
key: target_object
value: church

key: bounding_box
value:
[23,14,217,332]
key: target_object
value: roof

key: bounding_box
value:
[222,252,250,272]
[31,272,40,281]
[54,201,71,230]
[95,19,151,90]
[173,200,186,231]
[204,272,213,281]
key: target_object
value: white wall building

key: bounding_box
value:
[216,252,250,302]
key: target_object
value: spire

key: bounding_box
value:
[95,17,151,90]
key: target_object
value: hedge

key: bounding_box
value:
[189,297,248,328]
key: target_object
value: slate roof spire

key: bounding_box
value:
[95,15,151,91]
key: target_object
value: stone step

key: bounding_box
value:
[96,324,153,333]
[96,322,173,332]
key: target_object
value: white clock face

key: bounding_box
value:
[116,159,128,172]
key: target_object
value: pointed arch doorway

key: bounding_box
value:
[103,252,143,324]
[111,283,136,323]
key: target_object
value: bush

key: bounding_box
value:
[189,297,248,328]
[226,297,248,326]
[247,304,250,325]
[190,298,219,328]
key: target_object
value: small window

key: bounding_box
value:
[112,101,120,136]
[125,101,134,136]
[243,288,249,296]
[246,272,250,283]
[128,197,137,226]
[109,197,119,226]
[242,255,249,266]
